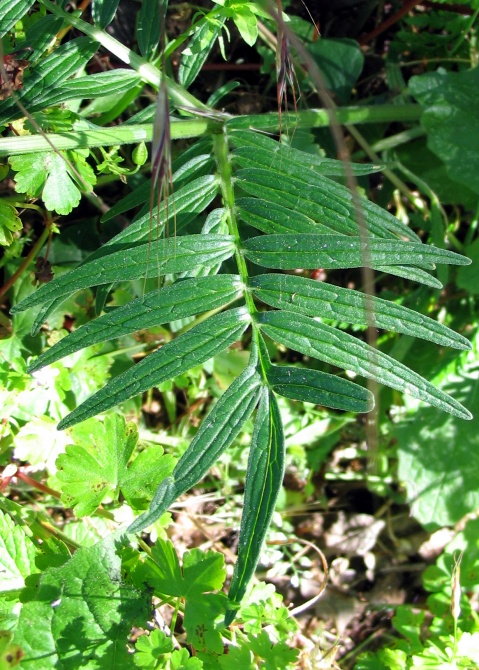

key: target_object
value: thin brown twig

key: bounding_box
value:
[359,0,424,46]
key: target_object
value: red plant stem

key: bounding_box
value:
[359,0,424,45]
[15,469,62,498]
[422,1,474,13]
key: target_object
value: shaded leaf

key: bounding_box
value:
[0,0,35,37]
[12,534,150,669]
[92,0,120,28]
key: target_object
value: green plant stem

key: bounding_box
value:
[0,105,423,157]
[213,132,256,317]
[38,0,208,112]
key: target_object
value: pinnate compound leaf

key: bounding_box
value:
[56,69,140,101]
[243,234,470,271]
[227,388,285,622]
[259,310,472,420]
[9,150,96,215]
[55,414,175,515]
[129,359,263,533]
[0,0,35,37]
[268,365,374,413]
[0,509,37,592]
[251,274,471,350]
[11,235,235,315]
[179,18,225,89]
[12,534,150,669]
[28,275,243,373]
[58,308,250,430]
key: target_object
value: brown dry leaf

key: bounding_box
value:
[0,55,29,100]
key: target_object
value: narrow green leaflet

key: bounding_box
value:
[179,17,226,89]
[228,129,385,177]
[12,534,150,669]
[54,69,141,103]
[0,509,37,592]
[92,0,120,28]
[226,388,285,623]
[235,165,420,242]
[267,365,374,413]
[58,307,250,430]
[129,360,263,533]
[55,414,176,516]
[243,234,470,271]
[11,235,235,315]
[0,0,35,37]
[28,174,220,336]
[237,197,332,235]
[28,275,243,373]
[0,38,99,125]
[250,274,471,350]
[137,0,161,59]
[258,310,472,420]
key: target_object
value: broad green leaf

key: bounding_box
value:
[268,365,374,413]
[14,15,65,65]
[58,307,250,429]
[0,200,22,246]
[129,358,263,533]
[395,343,479,529]
[229,129,385,177]
[235,167,421,242]
[184,592,227,657]
[251,274,471,350]
[248,630,299,669]
[410,66,479,194]
[169,648,203,669]
[92,0,120,28]
[55,414,175,515]
[28,275,242,373]
[258,310,472,420]
[12,534,150,669]
[0,0,35,37]
[308,38,364,104]
[232,6,258,46]
[137,0,161,59]
[226,388,285,622]
[9,150,96,215]
[243,234,469,271]
[0,509,37,592]
[11,235,235,314]
[0,38,99,124]
[146,539,226,598]
[134,630,173,668]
